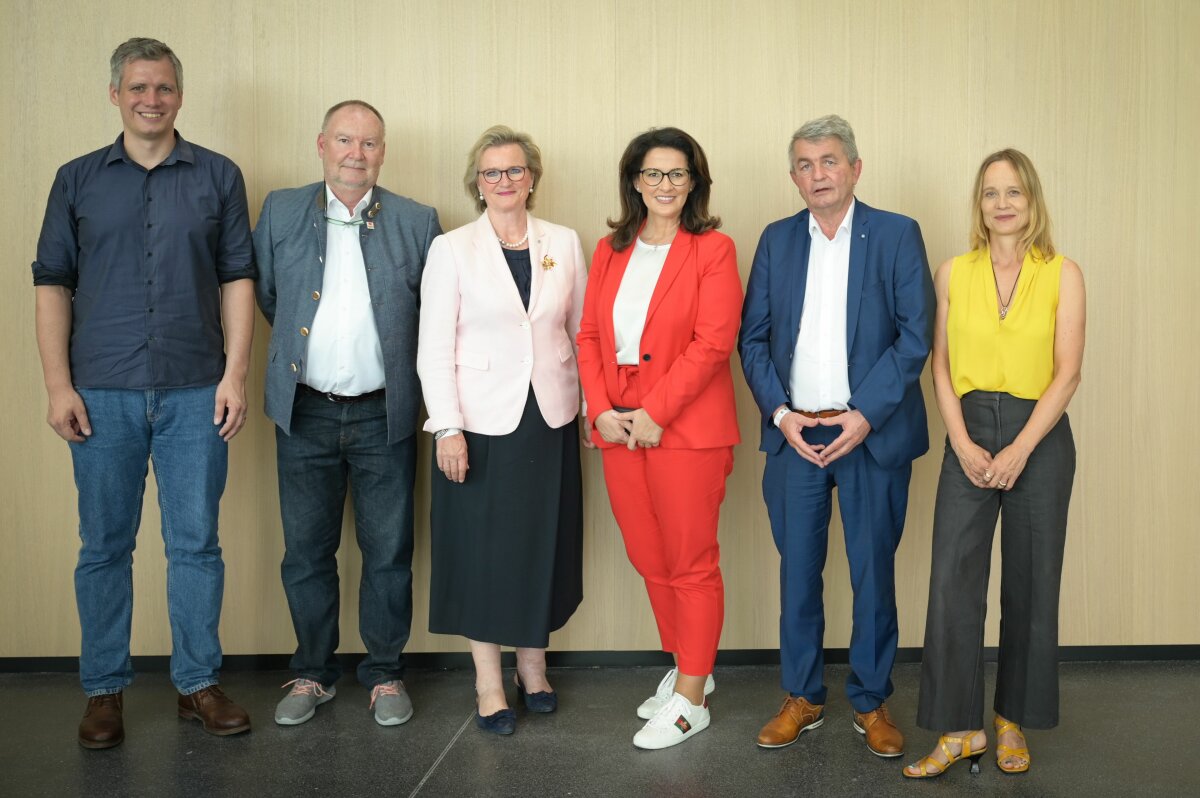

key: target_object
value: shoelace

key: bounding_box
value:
[646,694,692,729]
[653,668,678,701]
[369,682,400,709]
[281,678,329,698]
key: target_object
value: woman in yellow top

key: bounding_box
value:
[904,149,1085,779]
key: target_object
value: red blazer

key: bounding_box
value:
[577,228,742,450]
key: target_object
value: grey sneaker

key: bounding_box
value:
[370,681,413,726]
[275,678,335,725]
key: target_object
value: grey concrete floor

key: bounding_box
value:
[1,661,1195,797]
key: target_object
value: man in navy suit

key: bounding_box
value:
[253,100,440,728]
[739,115,933,757]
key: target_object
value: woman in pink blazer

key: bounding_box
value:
[577,127,742,750]
[417,126,587,736]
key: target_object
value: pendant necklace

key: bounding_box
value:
[992,260,1022,320]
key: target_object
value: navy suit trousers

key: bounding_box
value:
[763,424,911,712]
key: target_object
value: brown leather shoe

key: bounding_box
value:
[756,695,824,748]
[177,686,251,736]
[79,692,124,749]
[853,703,904,757]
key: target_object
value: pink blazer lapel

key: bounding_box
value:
[471,212,527,314]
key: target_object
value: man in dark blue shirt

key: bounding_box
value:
[32,37,256,749]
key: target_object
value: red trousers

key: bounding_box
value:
[600,364,733,677]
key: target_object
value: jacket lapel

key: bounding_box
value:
[311,186,328,274]
[845,201,869,354]
[787,211,812,342]
[471,212,528,314]
[600,239,635,356]
[644,228,692,327]
[526,215,547,315]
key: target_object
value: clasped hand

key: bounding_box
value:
[779,409,871,468]
[955,438,1029,491]
[594,408,662,451]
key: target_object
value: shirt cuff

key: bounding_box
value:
[772,406,791,428]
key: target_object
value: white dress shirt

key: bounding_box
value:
[613,238,671,365]
[788,199,855,412]
[304,187,386,395]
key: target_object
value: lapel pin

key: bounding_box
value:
[367,202,381,219]
[541,255,557,271]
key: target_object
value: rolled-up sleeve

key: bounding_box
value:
[215,163,256,283]
[31,167,79,289]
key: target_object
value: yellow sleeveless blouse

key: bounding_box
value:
[947,247,1063,399]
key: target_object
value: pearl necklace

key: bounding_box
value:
[496,229,529,249]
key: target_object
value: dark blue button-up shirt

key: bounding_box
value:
[32,133,255,389]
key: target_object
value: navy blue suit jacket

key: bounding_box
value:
[738,200,934,470]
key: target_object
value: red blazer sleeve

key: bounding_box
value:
[640,232,743,431]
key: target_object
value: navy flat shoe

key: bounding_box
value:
[515,675,558,714]
[475,707,516,735]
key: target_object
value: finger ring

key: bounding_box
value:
[984,472,993,479]
[999,481,1008,487]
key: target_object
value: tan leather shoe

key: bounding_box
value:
[79,692,124,749]
[756,695,824,748]
[177,686,251,736]
[853,703,904,757]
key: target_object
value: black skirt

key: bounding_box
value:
[428,387,583,648]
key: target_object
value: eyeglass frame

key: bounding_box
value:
[477,166,529,184]
[638,168,692,187]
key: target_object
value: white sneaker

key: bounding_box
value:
[637,668,716,719]
[633,693,710,750]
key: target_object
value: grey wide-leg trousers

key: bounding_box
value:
[917,391,1076,731]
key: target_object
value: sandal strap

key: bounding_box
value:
[994,718,1023,737]
[996,742,1031,762]
[994,718,1030,766]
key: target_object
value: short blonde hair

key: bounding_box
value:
[462,125,543,213]
[969,149,1056,259]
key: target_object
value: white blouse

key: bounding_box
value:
[613,238,671,365]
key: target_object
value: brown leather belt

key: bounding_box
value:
[298,383,385,404]
[794,409,846,419]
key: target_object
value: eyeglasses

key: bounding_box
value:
[478,166,528,183]
[639,168,690,187]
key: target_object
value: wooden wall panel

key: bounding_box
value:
[2,0,1197,659]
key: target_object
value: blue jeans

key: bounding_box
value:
[70,385,228,696]
[276,390,415,687]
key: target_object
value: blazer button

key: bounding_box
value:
[312,290,321,300]
[290,363,298,372]
[300,327,310,336]
[642,353,651,362]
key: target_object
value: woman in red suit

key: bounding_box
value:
[577,127,742,750]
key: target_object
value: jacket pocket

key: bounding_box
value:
[455,350,489,370]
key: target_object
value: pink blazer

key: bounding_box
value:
[417,213,587,436]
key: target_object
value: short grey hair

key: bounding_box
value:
[322,100,386,136]
[110,38,183,91]
[788,114,859,168]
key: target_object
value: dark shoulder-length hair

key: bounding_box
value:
[607,127,721,251]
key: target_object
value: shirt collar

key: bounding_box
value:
[808,198,856,239]
[325,185,373,221]
[106,132,193,166]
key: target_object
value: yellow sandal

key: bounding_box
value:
[902,733,987,779]
[993,717,1031,774]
